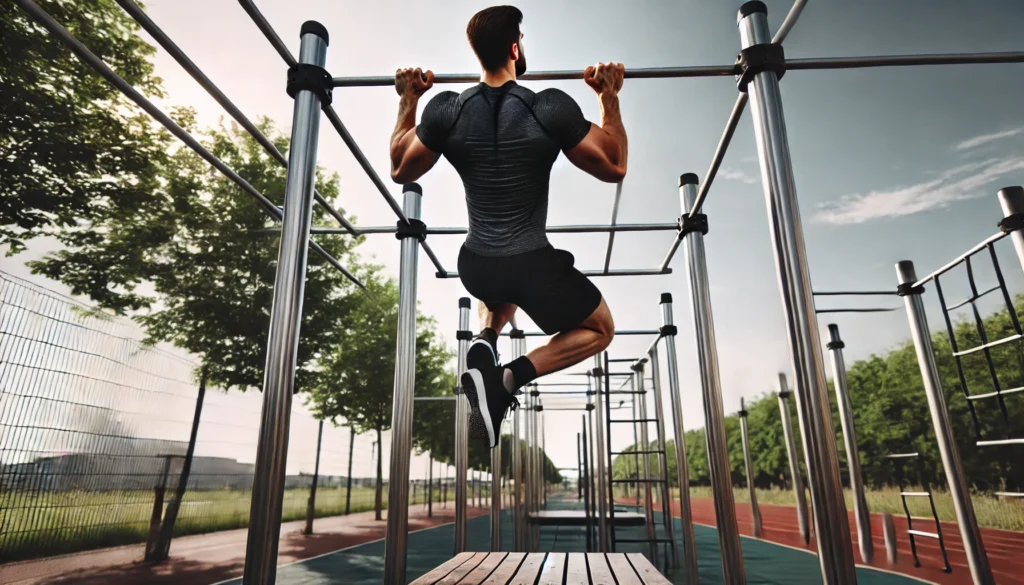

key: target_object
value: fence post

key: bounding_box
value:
[896,260,993,585]
[344,426,355,515]
[154,368,207,560]
[303,420,324,535]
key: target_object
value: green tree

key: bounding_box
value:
[29,115,364,392]
[306,277,455,520]
[2,0,167,255]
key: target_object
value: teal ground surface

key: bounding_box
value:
[220,498,922,585]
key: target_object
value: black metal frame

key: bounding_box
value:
[884,453,952,573]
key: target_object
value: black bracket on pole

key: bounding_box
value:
[509,328,526,339]
[286,64,333,106]
[456,330,473,341]
[660,325,678,337]
[735,43,786,92]
[826,340,845,350]
[998,213,1024,233]
[677,213,709,239]
[395,219,427,241]
[897,282,925,297]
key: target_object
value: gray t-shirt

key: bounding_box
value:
[417,81,592,257]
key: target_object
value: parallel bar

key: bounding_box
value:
[787,51,1024,71]
[994,492,1024,498]
[967,386,1024,401]
[604,183,625,274]
[332,63,740,87]
[237,0,296,66]
[976,438,1024,447]
[897,260,993,585]
[414,396,457,401]
[383,187,423,585]
[12,0,363,290]
[815,308,899,314]
[813,290,897,296]
[679,178,744,584]
[827,324,873,563]
[309,222,681,236]
[443,268,671,279]
[914,231,1007,287]
[883,453,920,459]
[740,7,856,583]
[907,530,941,539]
[502,329,661,337]
[242,25,328,585]
[952,333,1023,357]
[454,299,471,554]
[901,492,931,497]
[118,0,356,234]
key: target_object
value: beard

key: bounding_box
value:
[515,44,527,76]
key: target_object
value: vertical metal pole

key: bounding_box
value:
[542,411,548,506]
[511,336,523,551]
[737,4,856,582]
[592,357,609,552]
[777,375,809,544]
[678,176,745,584]
[636,364,658,564]
[428,456,434,518]
[382,185,423,585]
[454,298,471,553]
[583,418,594,552]
[304,420,324,536]
[155,369,207,560]
[525,390,535,551]
[649,347,679,569]
[738,398,762,538]
[827,325,872,562]
[345,427,355,515]
[578,432,584,501]
[660,296,698,584]
[490,437,502,550]
[998,187,1024,270]
[243,23,327,585]
[896,261,993,585]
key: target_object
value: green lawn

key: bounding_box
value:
[0,485,455,562]
[674,486,1024,531]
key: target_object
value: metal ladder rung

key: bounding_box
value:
[611,450,664,455]
[884,452,920,459]
[901,491,931,497]
[952,333,1022,357]
[615,538,676,544]
[609,418,658,423]
[947,285,1001,311]
[994,491,1024,498]
[967,386,1024,400]
[611,478,666,483]
[908,529,940,539]
[977,438,1024,447]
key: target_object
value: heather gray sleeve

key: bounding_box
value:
[416,91,460,153]
[533,88,592,151]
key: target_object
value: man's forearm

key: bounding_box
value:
[598,93,627,167]
[390,94,419,170]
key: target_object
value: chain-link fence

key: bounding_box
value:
[0,271,459,563]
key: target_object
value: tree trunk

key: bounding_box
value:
[375,426,383,521]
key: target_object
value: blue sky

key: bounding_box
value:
[4,0,1024,474]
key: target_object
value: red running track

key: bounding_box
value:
[637,496,1024,585]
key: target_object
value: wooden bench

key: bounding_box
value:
[527,511,646,527]
[410,552,672,585]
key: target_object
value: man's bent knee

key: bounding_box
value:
[586,299,615,351]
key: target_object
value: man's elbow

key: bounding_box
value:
[606,163,627,183]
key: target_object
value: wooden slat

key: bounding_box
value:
[606,554,643,585]
[435,552,489,585]
[410,552,477,585]
[565,553,589,585]
[536,552,567,585]
[482,552,526,585]
[508,553,547,585]
[460,552,508,585]
[627,553,673,585]
[586,553,616,585]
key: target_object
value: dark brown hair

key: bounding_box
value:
[466,6,523,73]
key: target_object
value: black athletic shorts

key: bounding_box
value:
[458,244,603,335]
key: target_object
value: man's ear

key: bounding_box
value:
[510,42,520,62]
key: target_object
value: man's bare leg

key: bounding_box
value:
[526,298,614,377]
[478,300,517,334]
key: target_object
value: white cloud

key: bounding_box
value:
[719,167,759,185]
[812,157,1024,225]
[955,127,1024,151]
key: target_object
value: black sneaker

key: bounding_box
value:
[462,364,518,448]
[466,333,498,371]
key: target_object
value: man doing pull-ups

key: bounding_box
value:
[389,5,628,448]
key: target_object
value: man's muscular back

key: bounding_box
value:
[416,82,591,257]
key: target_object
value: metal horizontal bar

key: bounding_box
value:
[610,419,659,424]
[117,0,356,235]
[237,0,296,67]
[607,390,646,395]
[414,396,457,401]
[994,492,1024,498]
[952,333,1022,357]
[501,329,661,337]
[914,231,1008,286]
[615,538,676,543]
[813,290,897,296]
[900,492,932,497]
[685,93,749,221]
[787,51,1024,71]
[12,0,364,289]
[332,64,739,87]
[884,453,920,459]
[907,529,940,539]
[310,222,681,236]
[419,240,447,276]
[610,478,666,483]
[966,386,1024,401]
[948,285,1002,311]
[534,383,591,387]
[611,450,664,455]
[536,390,594,395]
[608,358,639,363]
[815,308,900,314]
[543,407,593,411]
[976,438,1024,447]
[441,268,671,279]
